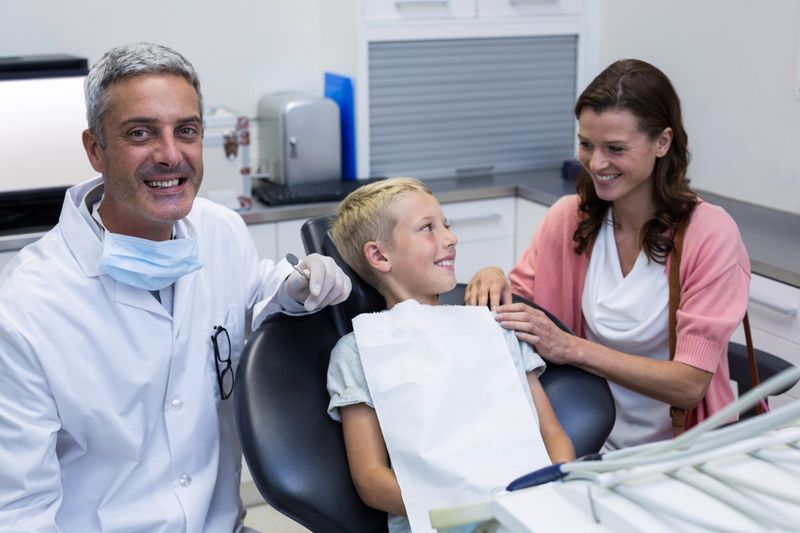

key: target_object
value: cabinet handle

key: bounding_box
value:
[751,295,799,317]
[456,165,495,176]
[395,0,450,5]
[448,213,503,226]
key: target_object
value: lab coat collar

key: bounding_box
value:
[59,176,198,319]
[59,176,105,278]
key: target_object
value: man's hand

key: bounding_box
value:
[283,253,352,312]
[464,266,511,309]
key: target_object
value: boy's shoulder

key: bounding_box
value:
[333,331,358,352]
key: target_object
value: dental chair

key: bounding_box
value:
[728,342,797,419]
[235,216,616,533]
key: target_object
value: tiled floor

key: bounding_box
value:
[243,503,310,533]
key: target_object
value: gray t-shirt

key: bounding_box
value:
[326,327,546,533]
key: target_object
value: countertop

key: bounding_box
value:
[2,169,798,287]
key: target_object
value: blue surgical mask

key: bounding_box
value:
[99,231,203,291]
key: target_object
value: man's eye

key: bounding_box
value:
[129,129,147,138]
[179,126,200,137]
[608,145,624,153]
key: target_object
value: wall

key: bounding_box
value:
[0,0,326,192]
[596,0,800,214]
[2,1,799,213]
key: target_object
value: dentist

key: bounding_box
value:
[0,43,350,532]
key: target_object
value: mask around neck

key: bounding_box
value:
[99,231,203,291]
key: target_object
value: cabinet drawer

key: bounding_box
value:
[276,219,307,259]
[747,275,800,344]
[443,198,516,242]
[247,223,277,262]
[478,0,584,17]
[365,0,476,21]
[730,326,800,408]
[455,237,515,284]
[514,198,549,262]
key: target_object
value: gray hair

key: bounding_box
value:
[85,42,203,147]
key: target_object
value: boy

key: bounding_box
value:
[327,178,575,532]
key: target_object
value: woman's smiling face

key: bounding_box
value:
[577,108,672,208]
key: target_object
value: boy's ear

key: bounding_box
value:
[364,241,391,273]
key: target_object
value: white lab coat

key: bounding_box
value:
[0,177,293,532]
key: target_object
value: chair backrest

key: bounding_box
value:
[235,215,615,532]
[728,342,797,418]
[236,310,389,533]
[301,215,384,336]
[302,215,616,455]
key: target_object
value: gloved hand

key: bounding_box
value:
[281,253,352,312]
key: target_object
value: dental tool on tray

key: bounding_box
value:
[507,365,800,490]
[502,366,800,532]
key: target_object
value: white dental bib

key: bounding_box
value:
[352,300,549,532]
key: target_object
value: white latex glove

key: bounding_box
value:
[281,253,352,312]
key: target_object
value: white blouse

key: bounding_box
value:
[582,211,671,450]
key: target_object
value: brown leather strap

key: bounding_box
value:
[668,225,762,435]
[743,312,764,415]
[668,226,685,363]
[668,225,687,436]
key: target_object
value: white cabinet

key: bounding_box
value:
[247,218,312,263]
[730,274,800,408]
[442,198,516,283]
[478,0,584,17]
[514,198,550,263]
[247,222,278,261]
[276,219,309,259]
[365,0,476,21]
[363,0,587,22]
[319,0,594,180]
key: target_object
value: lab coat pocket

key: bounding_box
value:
[207,308,244,402]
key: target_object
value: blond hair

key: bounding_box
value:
[331,177,432,289]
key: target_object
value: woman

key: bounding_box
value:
[465,59,751,449]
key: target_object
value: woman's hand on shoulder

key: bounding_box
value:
[495,303,578,364]
[464,266,511,309]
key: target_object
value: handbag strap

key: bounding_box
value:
[667,225,685,363]
[668,224,762,436]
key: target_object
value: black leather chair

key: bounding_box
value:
[728,342,796,419]
[235,215,616,533]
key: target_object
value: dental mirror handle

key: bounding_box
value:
[285,253,311,279]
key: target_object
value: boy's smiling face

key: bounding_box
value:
[379,191,458,308]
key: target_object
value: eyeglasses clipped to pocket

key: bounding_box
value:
[211,325,234,400]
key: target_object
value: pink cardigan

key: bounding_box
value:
[510,195,751,426]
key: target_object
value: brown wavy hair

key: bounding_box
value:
[572,59,697,263]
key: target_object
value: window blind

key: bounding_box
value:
[368,35,577,179]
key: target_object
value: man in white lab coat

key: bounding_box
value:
[0,42,350,532]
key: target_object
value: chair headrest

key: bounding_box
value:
[323,232,386,318]
[302,216,386,336]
